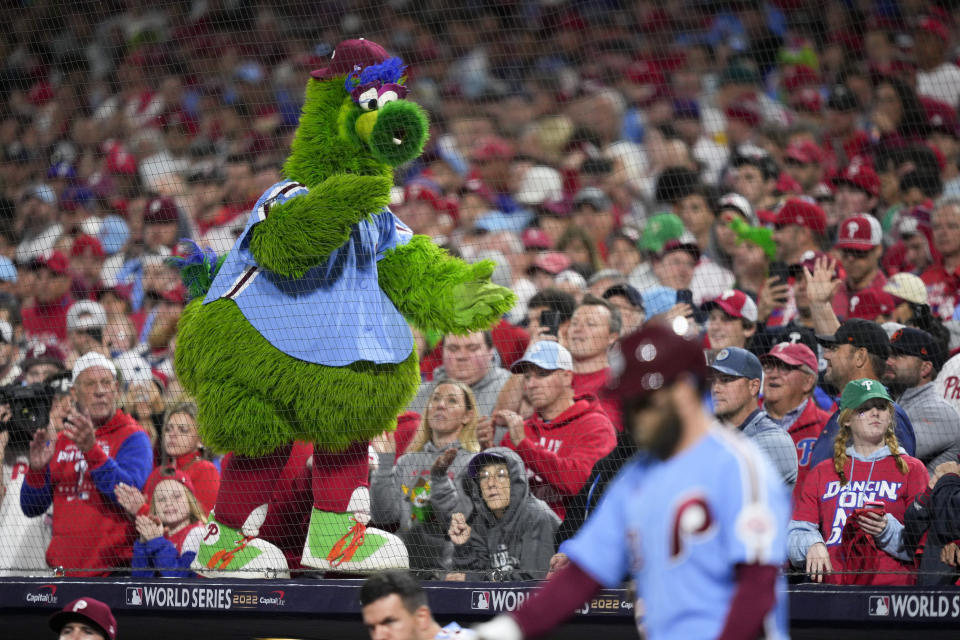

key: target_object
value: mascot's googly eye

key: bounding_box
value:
[377,89,399,109]
[358,88,379,111]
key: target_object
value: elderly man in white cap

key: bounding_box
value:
[20,352,152,576]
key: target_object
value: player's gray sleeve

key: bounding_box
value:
[752,429,798,489]
[370,452,404,525]
[787,519,824,566]
[901,390,960,472]
[873,514,912,562]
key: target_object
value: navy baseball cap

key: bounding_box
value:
[602,283,645,310]
[709,347,763,380]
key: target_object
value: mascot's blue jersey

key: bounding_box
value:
[204,180,415,366]
[560,425,790,640]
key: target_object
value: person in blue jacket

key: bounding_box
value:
[131,467,206,578]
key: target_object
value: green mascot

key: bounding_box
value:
[173,39,515,576]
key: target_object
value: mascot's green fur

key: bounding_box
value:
[173,39,515,575]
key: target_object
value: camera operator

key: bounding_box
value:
[0,371,70,576]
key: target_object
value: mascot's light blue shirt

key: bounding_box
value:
[204,180,414,366]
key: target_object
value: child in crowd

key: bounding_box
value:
[130,467,206,578]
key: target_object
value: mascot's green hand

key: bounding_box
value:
[451,281,516,328]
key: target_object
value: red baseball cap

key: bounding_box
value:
[789,87,823,114]
[106,145,137,175]
[528,251,572,275]
[50,597,117,640]
[915,16,950,43]
[725,103,762,128]
[774,198,827,235]
[835,214,882,251]
[761,341,818,373]
[847,289,896,320]
[471,136,514,162]
[521,227,553,250]
[832,163,880,197]
[143,465,197,501]
[701,289,759,322]
[926,99,960,138]
[403,181,442,210]
[605,324,707,401]
[784,140,822,165]
[70,234,105,259]
[35,250,70,276]
[159,284,187,305]
[143,196,180,225]
[310,39,390,80]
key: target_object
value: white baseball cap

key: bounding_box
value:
[67,300,108,331]
[72,352,117,381]
[510,340,574,373]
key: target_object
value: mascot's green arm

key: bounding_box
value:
[378,235,517,334]
[248,173,393,279]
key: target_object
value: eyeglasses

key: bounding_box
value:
[477,468,510,482]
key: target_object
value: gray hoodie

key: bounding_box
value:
[370,441,475,574]
[408,365,512,418]
[451,447,559,581]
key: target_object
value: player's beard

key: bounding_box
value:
[636,397,683,460]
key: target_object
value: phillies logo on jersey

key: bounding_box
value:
[669,494,715,561]
[796,438,817,467]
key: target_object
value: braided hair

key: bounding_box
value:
[833,401,907,485]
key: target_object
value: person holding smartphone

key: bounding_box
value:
[789,379,928,585]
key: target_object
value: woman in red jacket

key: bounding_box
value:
[116,403,219,517]
[789,378,928,585]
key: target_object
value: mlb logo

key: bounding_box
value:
[868,596,890,616]
[126,587,143,606]
[471,591,491,610]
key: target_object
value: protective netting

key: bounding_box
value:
[0,0,959,593]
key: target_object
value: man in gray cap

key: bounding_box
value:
[710,347,798,488]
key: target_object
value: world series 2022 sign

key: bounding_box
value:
[867,594,960,620]
[123,585,287,610]
[469,587,634,617]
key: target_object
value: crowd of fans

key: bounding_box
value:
[1,0,960,585]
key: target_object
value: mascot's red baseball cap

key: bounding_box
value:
[605,324,707,401]
[310,39,390,80]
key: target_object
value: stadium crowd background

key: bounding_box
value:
[1,0,960,586]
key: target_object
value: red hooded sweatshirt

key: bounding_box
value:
[21,410,152,576]
[499,394,616,521]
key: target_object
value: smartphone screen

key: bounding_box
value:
[540,310,562,336]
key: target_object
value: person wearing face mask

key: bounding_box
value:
[371,381,481,577]
[789,379,927,585]
[446,448,558,582]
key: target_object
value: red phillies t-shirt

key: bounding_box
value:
[572,368,622,432]
[921,263,960,320]
[793,453,928,585]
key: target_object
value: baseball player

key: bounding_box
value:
[361,570,476,640]
[475,325,791,640]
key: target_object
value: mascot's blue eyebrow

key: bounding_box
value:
[345,57,406,92]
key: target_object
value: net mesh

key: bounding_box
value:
[0,0,958,592]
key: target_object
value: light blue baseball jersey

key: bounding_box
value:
[204,180,415,366]
[560,425,790,640]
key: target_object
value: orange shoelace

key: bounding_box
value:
[206,536,254,570]
[327,517,367,567]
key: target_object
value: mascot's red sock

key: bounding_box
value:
[301,441,408,571]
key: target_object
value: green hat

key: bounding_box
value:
[839,378,893,411]
[639,213,685,253]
